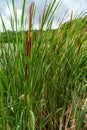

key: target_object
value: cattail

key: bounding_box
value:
[69,10,73,30]
[24,2,35,81]
[39,2,46,30]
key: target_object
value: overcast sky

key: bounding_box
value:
[0,0,87,31]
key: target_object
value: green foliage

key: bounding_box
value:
[0,0,87,129]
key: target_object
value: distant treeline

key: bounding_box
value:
[0,30,38,43]
[0,16,87,43]
[0,29,58,44]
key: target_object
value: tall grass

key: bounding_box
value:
[0,0,87,129]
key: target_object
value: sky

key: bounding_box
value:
[0,0,87,31]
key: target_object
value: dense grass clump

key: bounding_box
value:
[0,0,87,129]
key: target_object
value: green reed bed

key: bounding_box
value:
[0,0,87,129]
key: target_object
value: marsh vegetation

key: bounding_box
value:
[0,0,87,129]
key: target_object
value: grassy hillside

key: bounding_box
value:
[0,0,87,129]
